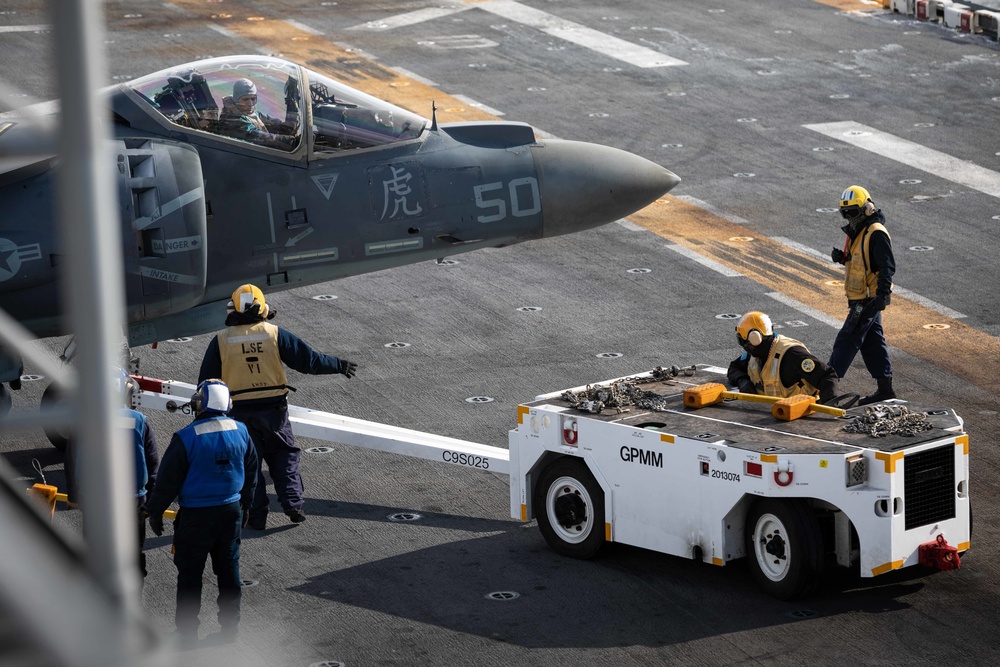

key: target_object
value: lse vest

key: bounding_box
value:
[218,321,288,401]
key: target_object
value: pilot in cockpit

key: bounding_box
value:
[219,78,299,151]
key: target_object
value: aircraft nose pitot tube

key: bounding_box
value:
[530,139,680,237]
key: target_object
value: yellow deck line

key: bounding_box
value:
[630,198,1000,393]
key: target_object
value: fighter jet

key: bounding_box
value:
[0,54,680,420]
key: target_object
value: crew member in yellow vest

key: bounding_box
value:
[728,311,839,404]
[828,185,897,406]
[198,284,357,529]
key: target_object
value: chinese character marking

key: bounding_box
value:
[381,166,423,220]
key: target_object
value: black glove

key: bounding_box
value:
[148,513,163,537]
[736,378,756,394]
[242,508,250,529]
[338,358,357,379]
[872,293,890,311]
[284,77,301,120]
[284,76,299,104]
[831,247,846,264]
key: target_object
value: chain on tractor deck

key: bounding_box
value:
[560,365,694,414]
[842,405,934,438]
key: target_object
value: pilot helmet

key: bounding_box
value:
[736,311,773,351]
[191,379,232,416]
[233,78,257,100]
[233,78,258,114]
[839,185,874,225]
[230,283,269,319]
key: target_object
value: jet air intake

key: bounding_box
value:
[530,139,680,237]
[116,138,208,323]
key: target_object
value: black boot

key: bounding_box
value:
[858,377,896,406]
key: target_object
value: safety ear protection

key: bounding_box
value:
[191,379,232,414]
[736,311,772,349]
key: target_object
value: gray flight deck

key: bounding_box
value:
[2,1,1000,666]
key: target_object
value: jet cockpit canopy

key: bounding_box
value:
[127,55,427,154]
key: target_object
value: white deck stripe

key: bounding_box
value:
[887,286,967,320]
[0,25,50,33]
[771,236,828,262]
[388,67,439,87]
[163,3,196,18]
[479,0,687,68]
[666,244,742,277]
[348,7,467,31]
[676,195,750,224]
[284,19,324,36]
[765,292,844,329]
[804,121,1000,198]
[450,94,506,117]
[349,0,685,68]
[207,23,239,39]
[616,219,645,231]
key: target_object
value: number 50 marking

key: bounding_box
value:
[474,177,541,223]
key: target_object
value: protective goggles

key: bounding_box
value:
[840,205,862,219]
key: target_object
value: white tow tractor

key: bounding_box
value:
[510,365,970,598]
[132,364,971,599]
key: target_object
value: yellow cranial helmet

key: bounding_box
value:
[231,283,268,318]
[839,185,873,220]
[736,311,773,348]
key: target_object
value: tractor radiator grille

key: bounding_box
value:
[904,445,955,531]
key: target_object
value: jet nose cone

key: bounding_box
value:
[531,139,680,237]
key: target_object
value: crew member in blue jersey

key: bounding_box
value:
[146,379,258,647]
[199,284,357,529]
[65,369,160,585]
